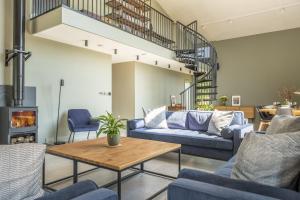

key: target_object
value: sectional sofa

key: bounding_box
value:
[168,156,300,200]
[127,111,253,161]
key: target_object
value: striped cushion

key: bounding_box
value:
[0,143,46,200]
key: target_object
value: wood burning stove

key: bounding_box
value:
[0,107,38,144]
[1,0,37,144]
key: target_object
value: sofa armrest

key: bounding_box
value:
[168,178,277,200]
[232,123,254,154]
[73,188,117,200]
[177,169,300,200]
[127,119,145,135]
[38,180,98,200]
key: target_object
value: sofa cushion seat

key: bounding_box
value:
[74,124,99,132]
[130,128,233,150]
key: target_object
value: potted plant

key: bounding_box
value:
[278,87,295,107]
[218,96,228,106]
[96,112,125,146]
[196,103,214,111]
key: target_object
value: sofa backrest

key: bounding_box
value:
[166,111,245,131]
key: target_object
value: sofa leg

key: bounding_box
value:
[87,131,90,140]
[68,132,73,143]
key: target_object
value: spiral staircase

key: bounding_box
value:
[176,21,218,110]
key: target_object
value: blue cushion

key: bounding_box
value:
[128,119,145,130]
[130,128,233,150]
[166,111,188,129]
[73,189,117,200]
[187,111,212,131]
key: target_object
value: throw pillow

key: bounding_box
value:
[144,106,168,129]
[266,115,300,134]
[220,125,241,139]
[207,110,234,135]
[231,131,300,188]
[0,143,46,200]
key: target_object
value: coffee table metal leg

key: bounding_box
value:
[178,148,181,173]
[73,160,78,184]
[117,171,121,200]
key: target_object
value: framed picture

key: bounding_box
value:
[232,95,241,106]
[170,95,176,107]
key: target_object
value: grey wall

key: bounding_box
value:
[214,28,300,107]
[1,0,112,143]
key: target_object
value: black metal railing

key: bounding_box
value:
[31,0,175,49]
[176,21,218,110]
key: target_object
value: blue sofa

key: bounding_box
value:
[37,180,117,200]
[127,111,253,161]
[168,157,300,200]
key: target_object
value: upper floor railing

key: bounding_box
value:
[31,0,175,49]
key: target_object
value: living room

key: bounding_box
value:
[0,0,300,200]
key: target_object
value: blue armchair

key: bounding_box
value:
[67,109,99,143]
[37,180,117,200]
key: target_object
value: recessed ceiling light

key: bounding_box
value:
[84,40,88,47]
[280,7,286,13]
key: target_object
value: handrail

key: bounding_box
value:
[31,0,175,50]
[180,83,195,95]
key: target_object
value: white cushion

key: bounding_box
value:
[207,110,234,135]
[0,143,46,200]
[144,106,168,129]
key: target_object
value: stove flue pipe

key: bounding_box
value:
[13,0,26,106]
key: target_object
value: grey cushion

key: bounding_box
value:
[266,115,300,134]
[208,111,234,135]
[187,111,212,131]
[231,131,300,188]
[130,128,233,150]
[0,143,46,200]
[221,125,240,139]
[166,111,188,129]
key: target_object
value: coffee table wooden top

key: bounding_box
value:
[47,137,181,171]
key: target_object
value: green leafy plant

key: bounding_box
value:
[218,96,228,106]
[197,104,214,111]
[96,112,125,138]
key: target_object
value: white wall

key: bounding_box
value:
[112,62,135,119]
[112,62,192,119]
[135,62,192,118]
[1,0,112,143]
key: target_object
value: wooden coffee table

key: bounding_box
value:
[44,137,181,200]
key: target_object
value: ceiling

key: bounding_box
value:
[34,24,189,73]
[157,0,300,41]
